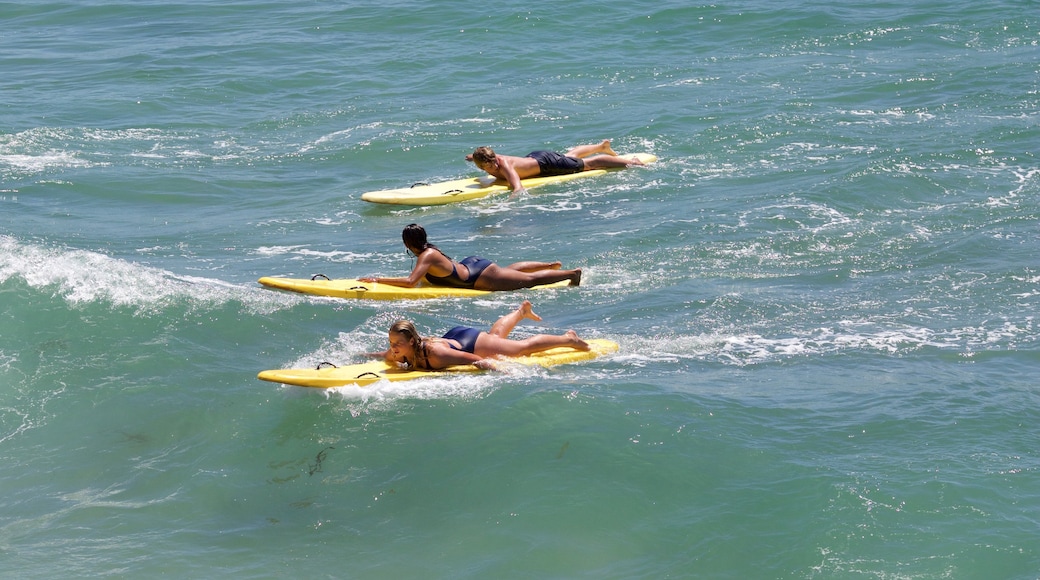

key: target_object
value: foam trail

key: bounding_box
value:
[0,235,297,314]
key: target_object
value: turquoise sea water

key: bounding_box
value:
[3,0,1039,577]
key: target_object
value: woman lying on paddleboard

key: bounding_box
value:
[372,301,590,371]
[360,223,581,290]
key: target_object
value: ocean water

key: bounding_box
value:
[2,0,1039,577]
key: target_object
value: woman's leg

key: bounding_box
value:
[473,264,581,291]
[473,329,589,358]
[488,300,542,338]
[504,260,562,272]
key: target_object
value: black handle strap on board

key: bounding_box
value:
[355,372,381,379]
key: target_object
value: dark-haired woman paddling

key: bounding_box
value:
[360,223,581,290]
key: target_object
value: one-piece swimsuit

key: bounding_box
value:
[425,256,493,289]
[440,326,481,353]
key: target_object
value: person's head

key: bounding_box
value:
[401,223,429,255]
[388,320,422,367]
[471,146,497,171]
[401,223,448,260]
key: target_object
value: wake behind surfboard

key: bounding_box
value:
[257,339,619,388]
[361,153,656,206]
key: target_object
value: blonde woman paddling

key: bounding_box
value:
[372,301,589,370]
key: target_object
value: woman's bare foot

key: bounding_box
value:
[599,139,618,156]
[519,300,542,322]
[565,330,590,351]
[568,268,582,286]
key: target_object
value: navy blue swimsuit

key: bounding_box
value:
[441,326,481,353]
[425,255,493,289]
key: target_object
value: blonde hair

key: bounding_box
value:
[389,320,427,369]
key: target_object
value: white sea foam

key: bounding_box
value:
[0,151,97,173]
[320,373,496,405]
[253,245,373,262]
[608,319,1019,369]
[0,235,298,314]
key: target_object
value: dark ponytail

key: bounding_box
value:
[402,223,449,260]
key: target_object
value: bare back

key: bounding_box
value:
[488,154,543,180]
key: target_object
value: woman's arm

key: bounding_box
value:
[358,275,415,287]
[360,249,440,287]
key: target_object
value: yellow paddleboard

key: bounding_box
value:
[361,153,656,206]
[258,276,571,300]
[257,339,619,388]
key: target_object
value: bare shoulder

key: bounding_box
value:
[504,155,540,171]
[500,153,535,166]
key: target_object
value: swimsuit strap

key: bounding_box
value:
[425,259,472,288]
